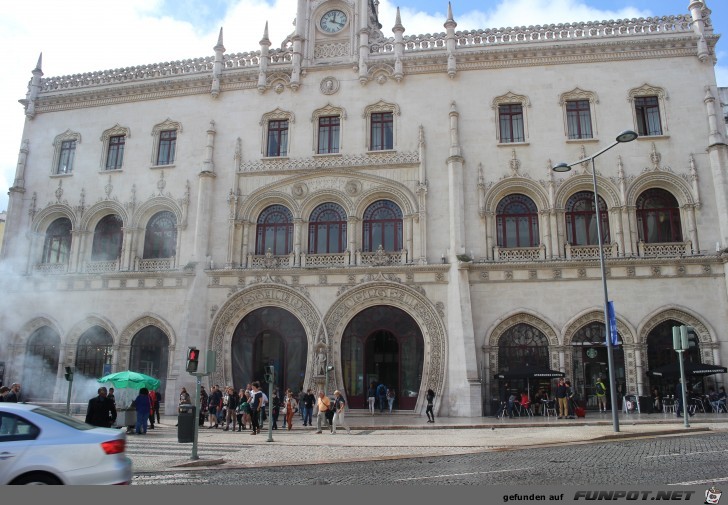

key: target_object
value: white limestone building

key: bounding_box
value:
[1,0,727,416]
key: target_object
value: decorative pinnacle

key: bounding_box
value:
[34,52,43,74]
[260,21,271,46]
[214,27,225,52]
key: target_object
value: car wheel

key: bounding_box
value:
[11,472,62,485]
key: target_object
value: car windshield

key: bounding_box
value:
[30,406,95,431]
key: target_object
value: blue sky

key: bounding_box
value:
[0,0,724,213]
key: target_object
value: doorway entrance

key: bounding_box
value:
[341,305,424,410]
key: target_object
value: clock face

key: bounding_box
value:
[320,9,347,33]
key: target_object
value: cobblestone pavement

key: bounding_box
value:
[126,412,728,475]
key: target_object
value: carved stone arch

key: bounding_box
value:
[637,307,716,348]
[80,200,129,231]
[626,172,695,207]
[117,314,176,373]
[239,191,301,222]
[362,100,400,118]
[265,72,292,93]
[300,190,355,220]
[563,309,635,346]
[366,63,395,85]
[356,186,416,218]
[208,283,322,388]
[12,316,64,347]
[323,280,446,412]
[558,87,599,106]
[132,196,183,229]
[486,311,560,374]
[483,177,550,213]
[491,91,531,110]
[32,204,77,233]
[64,315,118,365]
[554,174,621,210]
[260,107,294,126]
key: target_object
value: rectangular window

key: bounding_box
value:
[57,140,76,174]
[566,100,593,140]
[106,135,125,170]
[498,104,524,143]
[370,112,393,150]
[266,120,289,157]
[157,130,177,165]
[635,96,662,136]
[318,116,340,154]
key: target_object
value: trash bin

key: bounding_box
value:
[177,405,196,443]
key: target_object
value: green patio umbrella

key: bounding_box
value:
[98,370,160,391]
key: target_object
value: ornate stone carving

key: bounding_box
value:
[320,76,339,95]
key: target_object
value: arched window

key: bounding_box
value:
[91,214,123,261]
[496,194,539,247]
[565,191,610,246]
[75,326,113,378]
[308,203,347,254]
[143,211,177,259]
[42,218,72,264]
[571,322,625,405]
[498,324,550,370]
[129,325,169,395]
[22,326,61,401]
[362,200,403,252]
[255,205,293,255]
[636,189,682,243]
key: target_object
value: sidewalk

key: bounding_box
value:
[125,411,728,473]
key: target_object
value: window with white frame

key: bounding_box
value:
[559,88,597,141]
[364,101,399,151]
[52,130,81,175]
[628,84,668,137]
[260,108,294,158]
[312,104,345,155]
[492,92,530,144]
[100,124,130,170]
[150,119,181,166]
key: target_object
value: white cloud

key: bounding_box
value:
[0,0,722,213]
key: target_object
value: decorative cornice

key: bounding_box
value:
[239,151,419,173]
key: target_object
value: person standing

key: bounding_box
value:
[331,390,351,435]
[107,387,116,408]
[595,377,607,413]
[236,389,248,431]
[4,383,21,403]
[555,378,569,419]
[179,387,191,405]
[148,389,157,430]
[208,385,222,429]
[387,387,396,414]
[249,382,263,435]
[134,388,151,434]
[153,389,162,424]
[85,387,117,427]
[199,386,209,427]
[284,390,298,431]
[298,387,307,423]
[367,382,377,415]
[425,389,436,423]
[225,386,239,431]
[271,390,281,430]
[376,382,387,413]
[303,389,315,427]
[315,390,332,434]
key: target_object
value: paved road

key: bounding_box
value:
[132,431,728,486]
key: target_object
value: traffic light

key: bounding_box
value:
[186,347,200,373]
[264,365,275,383]
[64,366,73,381]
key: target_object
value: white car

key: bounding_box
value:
[0,403,132,485]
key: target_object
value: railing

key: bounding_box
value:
[34,262,69,274]
[135,257,175,271]
[301,252,350,268]
[565,242,619,260]
[638,241,692,257]
[493,245,546,262]
[247,252,295,269]
[85,260,119,273]
[358,248,407,266]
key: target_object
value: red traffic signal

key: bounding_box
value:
[186,347,200,373]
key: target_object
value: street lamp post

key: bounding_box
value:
[553,130,638,433]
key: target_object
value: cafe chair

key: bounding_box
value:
[544,399,557,418]
[662,396,676,414]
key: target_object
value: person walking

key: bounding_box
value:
[315,390,332,434]
[250,382,263,435]
[199,386,209,427]
[555,378,569,419]
[595,377,607,413]
[331,390,351,435]
[148,389,157,430]
[298,388,307,423]
[85,387,117,428]
[153,389,162,424]
[134,388,151,434]
[387,387,396,414]
[376,382,387,413]
[271,391,281,430]
[208,385,222,429]
[225,386,239,431]
[367,382,377,415]
[179,387,191,405]
[425,388,436,423]
[303,389,315,427]
[284,390,298,431]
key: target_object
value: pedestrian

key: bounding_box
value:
[367,381,377,415]
[199,386,208,426]
[85,386,117,428]
[507,391,518,418]
[555,378,569,419]
[565,380,576,419]
[315,390,332,434]
[376,382,387,413]
[242,391,253,430]
[208,385,222,428]
[0,386,9,401]
[387,387,396,414]
[331,390,350,435]
[236,389,248,431]
[271,390,281,430]
[225,386,239,431]
[148,389,157,429]
[107,387,116,408]
[179,387,191,405]
[154,389,162,424]
[134,388,151,434]
[595,377,607,413]
[303,388,315,427]
[675,379,693,418]
[4,383,21,403]
[298,387,307,422]
[219,385,229,427]
[250,382,263,435]
[284,389,298,431]
[425,388,436,423]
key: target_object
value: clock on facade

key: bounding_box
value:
[320,9,347,33]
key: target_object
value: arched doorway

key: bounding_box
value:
[571,322,625,409]
[231,307,308,394]
[22,326,61,402]
[647,319,701,395]
[129,326,169,397]
[341,305,424,410]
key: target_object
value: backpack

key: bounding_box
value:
[596,382,606,394]
[377,384,386,397]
